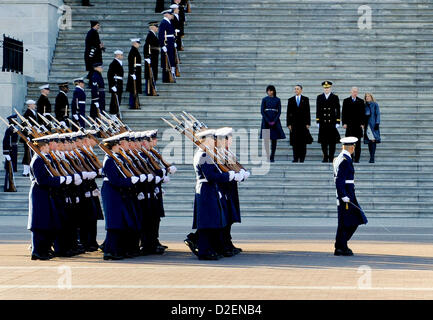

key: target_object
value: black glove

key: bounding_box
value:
[374,124,379,131]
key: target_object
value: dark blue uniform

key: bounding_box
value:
[71,86,86,128]
[90,70,105,119]
[193,150,231,257]
[3,124,18,172]
[27,154,63,258]
[101,155,138,258]
[333,150,368,251]
[158,17,176,83]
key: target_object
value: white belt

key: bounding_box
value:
[78,101,86,104]
[197,178,208,183]
[166,35,175,38]
[135,64,141,67]
[264,109,277,112]
[345,180,354,184]
[114,76,123,80]
[103,177,109,182]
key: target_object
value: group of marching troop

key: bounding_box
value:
[1,109,176,261]
[163,114,251,260]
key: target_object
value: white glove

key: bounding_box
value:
[155,176,162,184]
[76,197,80,204]
[342,196,350,203]
[140,174,147,182]
[163,175,170,183]
[85,191,91,198]
[74,173,82,186]
[228,170,235,181]
[94,102,99,108]
[162,46,167,52]
[145,58,151,64]
[111,86,117,92]
[4,155,11,161]
[98,168,103,176]
[82,171,97,180]
[335,124,340,128]
[175,29,180,33]
[43,113,50,117]
[243,171,251,180]
[60,176,66,184]
[73,114,79,120]
[65,176,72,185]
[131,176,139,184]
[60,121,66,127]
[234,172,244,182]
[131,74,136,80]
[316,123,320,128]
[92,189,100,197]
[137,192,145,200]
[174,43,177,48]
[161,168,166,176]
[169,165,177,174]
[147,173,154,182]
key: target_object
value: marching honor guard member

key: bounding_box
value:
[191,129,240,260]
[90,62,105,119]
[126,38,143,109]
[170,4,184,51]
[316,81,341,163]
[333,137,368,256]
[54,82,70,125]
[28,135,72,260]
[144,22,160,96]
[21,100,38,176]
[342,87,365,163]
[158,9,176,83]
[84,20,105,81]
[36,84,52,124]
[71,78,87,129]
[107,50,124,116]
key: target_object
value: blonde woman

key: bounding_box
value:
[364,93,381,163]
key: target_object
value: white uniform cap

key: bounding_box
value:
[26,99,36,105]
[170,4,179,9]
[38,84,50,90]
[102,132,129,143]
[196,129,216,139]
[340,137,358,145]
[215,127,233,137]
[114,50,123,55]
[130,38,141,43]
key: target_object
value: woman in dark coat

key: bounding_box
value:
[260,85,286,162]
[364,93,381,163]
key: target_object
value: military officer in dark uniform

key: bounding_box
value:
[286,84,311,163]
[342,87,365,163]
[54,82,70,125]
[84,20,105,81]
[90,62,105,119]
[158,10,176,83]
[71,77,87,129]
[36,84,51,125]
[3,114,18,192]
[333,137,368,256]
[171,4,184,51]
[126,38,143,109]
[22,99,38,176]
[3,114,18,173]
[107,50,124,116]
[144,22,160,96]
[316,81,341,162]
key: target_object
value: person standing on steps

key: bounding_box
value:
[71,78,87,130]
[36,84,52,125]
[89,62,105,119]
[158,9,177,83]
[364,93,381,163]
[54,82,70,126]
[143,22,160,96]
[126,38,143,109]
[342,87,365,163]
[316,81,341,163]
[84,20,105,82]
[333,137,368,256]
[286,84,311,163]
[260,85,286,162]
[107,50,124,117]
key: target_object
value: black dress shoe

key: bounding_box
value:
[157,241,168,249]
[31,253,50,260]
[184,239,198,256]
[334,248,344,256]
[103,253,124,260]
[223,250,234,257]
[54,250,74,257]
[153,246,165,255]
[198,253,219,261]
[342,248,354,256]
[233,246,242,254]
[85,245,99,252]
[322,159,328,163]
